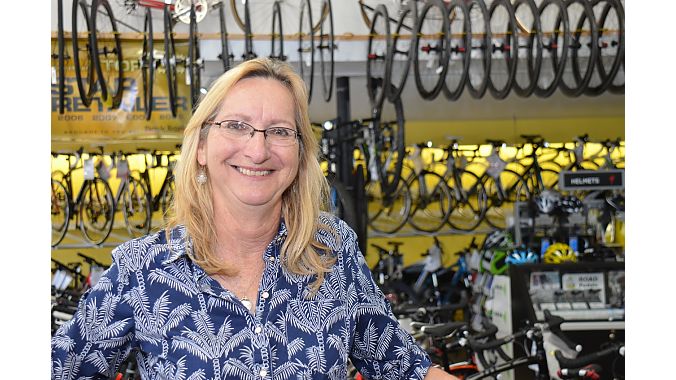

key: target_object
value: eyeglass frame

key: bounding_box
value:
[203,119,302,146]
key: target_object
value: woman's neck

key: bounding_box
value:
[212,202,282,260]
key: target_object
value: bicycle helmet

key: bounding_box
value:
[543,243,578,264]
[481,230,513,251]
[579,245,617,262]
[557,195,584,214]
[505,247,540,265]
[534,190,561,215]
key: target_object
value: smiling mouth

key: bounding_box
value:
[235,166,272,177]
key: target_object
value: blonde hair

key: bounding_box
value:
[167,58,335,292]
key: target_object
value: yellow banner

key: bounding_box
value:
[51,38,194,150]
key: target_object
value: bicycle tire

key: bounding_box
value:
[327,175,360,237]
[353,164,368,254]
[387,0,417,102]
[413,0,450,100]
[159,173,175,221]
[56,0,66,114]
[482,169,530,230]
[141,7,154,120]
[164,3,178,117]
[511,0,544,97]
[122,177,152,237]
[366,4,392,116]
[79,178,115,245]
[443,0,471,101]
[217,1,234,72]
[408,171,454,233]
[373,94,406,197]
[367,171,412,235]
[533,0,570,98]
[487,0,519,99]
[270,1,286,61]
[72,0,95,108]
[447,169,488,232]
[465,0,492,99]
[188,3,202,110]
[318,0,335,102]
[52,179,71,247]
[90,0,124,109]
[559,0,599,97]
[605,0,624,94]
[298,0,315,103]
[584,0,624,96]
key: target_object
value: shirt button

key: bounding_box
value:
[261,291,269,299]
[200,283,211,292]
[268,256,275,262]
[259,369,267,377]
[254,326,262,334]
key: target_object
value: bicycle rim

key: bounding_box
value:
[79,178,115,245]
[413,0,450,100]
[91,0,124,109]
[367,173,411,234]
[443,0,471,101]
[52,179,71,247]
[482,170,530,229]
[164,4,178,117]
[465,0,491,99]
[298,0,315,103]
[585,0,624,95]
[318,0,334,102]
[447,170,488,231]
[270,1,286,61]
[72,0,95,108]
[534,0,569,98]
[142,7,154,120]
[487,0,518,99]
[511,0,543,97]
[559,0,599,97]
[188,3,202,110]
[366,4,391,115]
[387,1,416,102]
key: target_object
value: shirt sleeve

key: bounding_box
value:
[51,247,136,379]
[341,224,432,380]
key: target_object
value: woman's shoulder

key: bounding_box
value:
[316,212,359,253]
[111,225,188,270]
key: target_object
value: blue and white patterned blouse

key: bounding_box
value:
[51,213,432,379]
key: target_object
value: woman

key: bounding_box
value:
[51,58,458,379]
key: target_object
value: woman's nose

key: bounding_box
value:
[244,130,270,162]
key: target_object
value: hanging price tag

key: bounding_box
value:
[84,158,95,180]
[116,160,129,179]
[52,66,57,85]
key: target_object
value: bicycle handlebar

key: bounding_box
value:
[554,343,624,370]
[557,364,603,380]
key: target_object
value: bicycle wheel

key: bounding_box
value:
[55,0,66,114]
[164,3,178,117]
[79,178,115,245]
[318,0,335,102]
[482,169,530,230]
[559,0,598,97]
[353,164,368,254]
[298,0,315,103]
[327,175,359,235]
[487,0,518,99]
[270,1,286,61]
[90,0,124,109]
[373,95,406,197]
[367,172,412,234]
[447,169,488,232]
[122,177,152,237]
[366,4,392,116]
[217,1,234,72]
[141,7,154,120]
[387,0,417,102]
[52,179,71,247]
[465,0,491,99]
[408,171,454,233]
[159,174,175,221]
[533,0,569,98]
[413,0,450,100]
[443,0,471,101]
[606,0,624,94]
[584,0,624,96]
[188,3,202,110]
[511,0,543,97]
[72,0,95,108]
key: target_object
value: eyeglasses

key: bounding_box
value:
[205,120,301,147]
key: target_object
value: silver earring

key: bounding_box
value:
[196,166,207,185]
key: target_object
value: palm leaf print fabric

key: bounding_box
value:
[52,213,432,379]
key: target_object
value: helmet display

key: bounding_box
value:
[489,249,509,275]
[481,230,513,251]
[557,195,584,214]
[534,190,561,215]
[505,247,540,265]
[543,243,578,264]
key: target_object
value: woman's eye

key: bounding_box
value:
[225,122,247,130]
[270,128,291,136]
